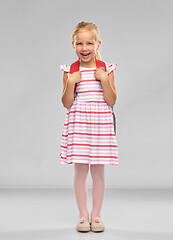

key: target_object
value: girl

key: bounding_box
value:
[60,21,118,232]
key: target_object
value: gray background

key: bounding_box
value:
[0,0,172,188]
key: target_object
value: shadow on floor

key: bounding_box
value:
[0,228,173,240]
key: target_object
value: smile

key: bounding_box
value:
[81,53,90,56]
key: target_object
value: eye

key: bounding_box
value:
[88,42,93,45]
[76,43,82,45]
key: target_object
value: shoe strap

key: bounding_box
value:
[92,216,101,223]
[80,217,88,223]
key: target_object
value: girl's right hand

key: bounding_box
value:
[68,71,81,85]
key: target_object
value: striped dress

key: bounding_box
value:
[60,62,118,165]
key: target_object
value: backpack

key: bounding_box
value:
[70,59,116,136]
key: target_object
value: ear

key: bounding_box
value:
[72,41,76,49]
[97,41,101,50]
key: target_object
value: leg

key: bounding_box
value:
[90,164,105,222]
[74,163,89,221]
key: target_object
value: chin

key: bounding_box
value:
[81,56,95,62]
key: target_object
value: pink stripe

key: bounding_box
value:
[71,101,107,104]
[67,110,111,115]
[76,93,104,96]
[66,119,113,123]
[61,143,117,148]
[61,155,118,160]
[62,133,115,137]
[61,151,118,156]
[63,126,114,131]
[61,136,116,141]
[61,148,117,153]
[80,69,96,73]
[61,150,118,156]
[80,79,100,82]
[77,90,103,94]
[64,122,113,126]
[79,81,100,84]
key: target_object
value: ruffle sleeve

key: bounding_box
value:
[105,63,117,74]
[60,64,71,73]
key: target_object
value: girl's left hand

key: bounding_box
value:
[94,68,109,82]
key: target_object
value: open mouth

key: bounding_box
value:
[81,53,90,56]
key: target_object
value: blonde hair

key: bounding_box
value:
[71,21,102,61]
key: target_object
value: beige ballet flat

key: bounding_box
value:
[76,217,90,232]
[91,216,105,232]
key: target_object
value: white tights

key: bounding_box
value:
[74,163,105,222]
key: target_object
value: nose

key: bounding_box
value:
[82,44,87,51]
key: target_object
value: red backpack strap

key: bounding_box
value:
[70,60,80,94]
[96,59,116,134]
[70,59,106,73]
[95,59,107,72]
[70,59,107,95]
[70,60,80,74]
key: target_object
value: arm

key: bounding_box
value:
[100,70,117,107]
[61,72,75,109]
[95,66,117,107]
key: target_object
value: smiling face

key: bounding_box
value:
[73,30,101,67]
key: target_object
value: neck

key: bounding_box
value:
[79,58,97,68]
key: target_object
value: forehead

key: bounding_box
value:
[75,30,95,42]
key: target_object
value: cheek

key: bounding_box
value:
[75,47,81,55]
[75,46,81,52]
[89,46,95,53]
